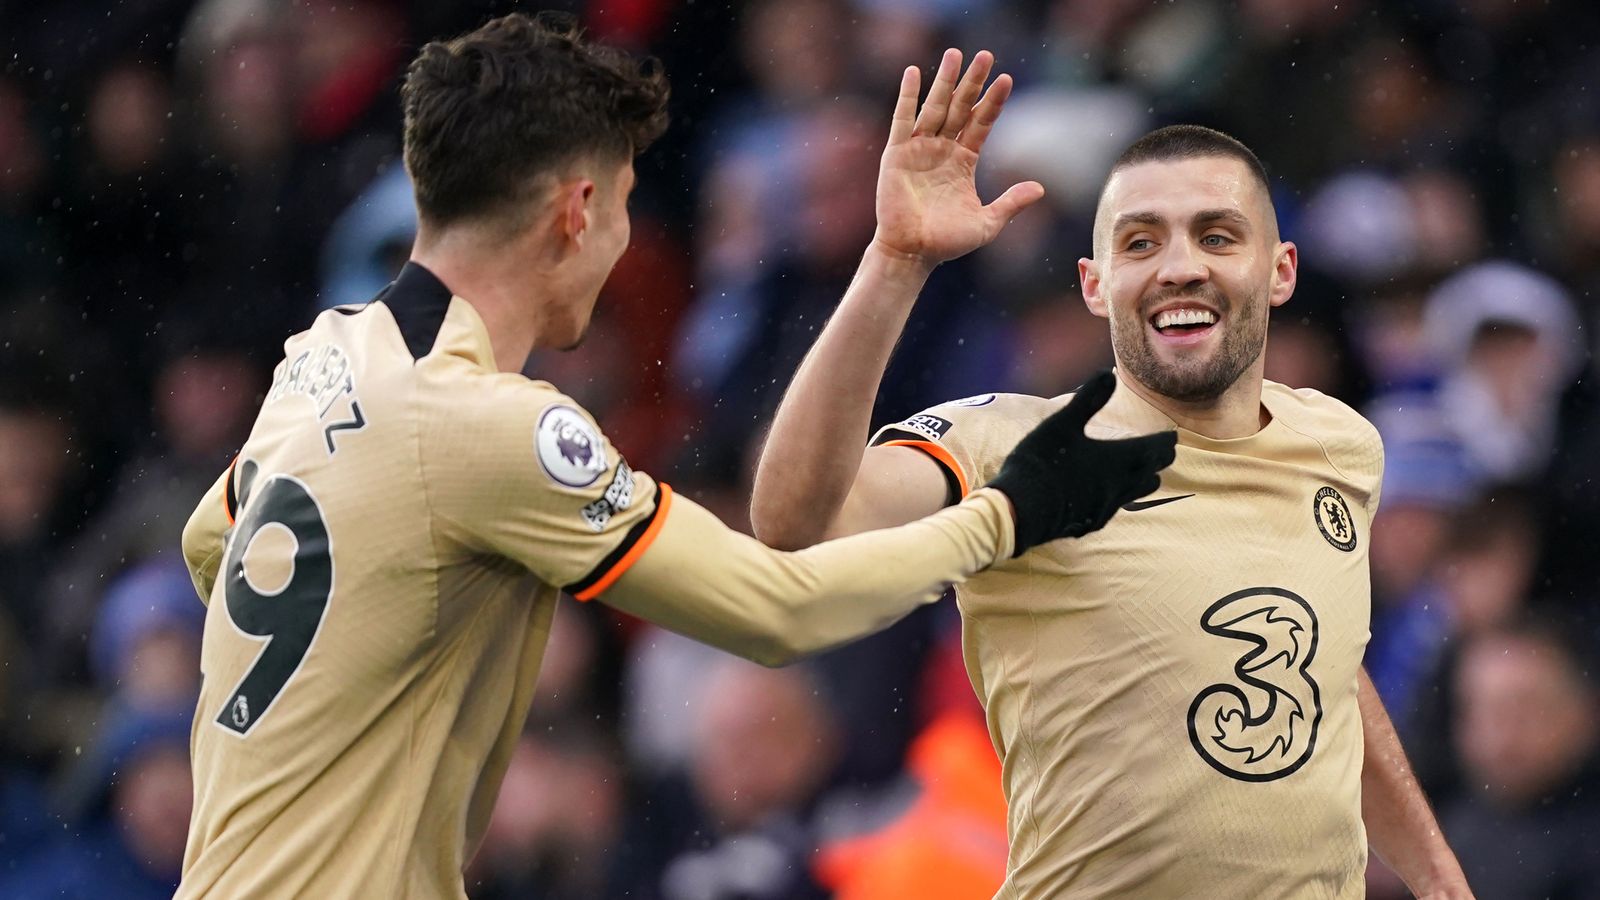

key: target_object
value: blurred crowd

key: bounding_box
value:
[1,0,1599,897]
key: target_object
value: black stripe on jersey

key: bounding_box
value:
[330,279,391,316]
[871,427,962,507]
[565,494,666,597]
[381,261,455,360]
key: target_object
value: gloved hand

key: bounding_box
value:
[989,370,1177,556]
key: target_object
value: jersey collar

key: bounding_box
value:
[1098,370,1286,453]
[381,261,498,370]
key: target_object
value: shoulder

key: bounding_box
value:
[1266,382,1380,445]
[1265,381,1384,484]
[421,372,612,482]
[877,392,1057,451]
[872,392,1058,489]
[919,391,1059,430]
[420,363,575,426]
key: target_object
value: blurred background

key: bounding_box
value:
[1,0,1598,897]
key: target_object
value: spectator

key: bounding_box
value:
[1399,489,1543,798]
[0,707,191,900]
[0,393,76,643]
[1423,261,1585,482]
[0,76,50,294]
[58,59,188,388]
[318,163,417,311]
[44,337,263,685]
[279,0,407,301]
[677,101,999,484]
[1442,619,1600,897]
[814,710,1008,900]
[468,727,625,900]
[89,557,205,713]
[1546,134,1600,305]
[619,660,842,900]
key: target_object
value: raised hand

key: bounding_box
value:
[873,49,1046,268]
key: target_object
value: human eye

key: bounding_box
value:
[1200,233,1234,248]
[1126,237,1155,252]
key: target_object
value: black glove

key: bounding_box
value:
[988,370,1177,556]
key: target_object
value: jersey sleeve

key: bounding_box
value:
[1348,417,1385,520]
[602,487,1015,666]
[1299,387,1386,520]
[423,376,664,596]
[867,395,1040,505]
[181,459,237,605]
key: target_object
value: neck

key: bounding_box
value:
[1118,357,1270,439]
[410,231,549,374]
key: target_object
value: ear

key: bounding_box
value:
[557,179,599,248]
[1269,241,1297,309]
[1079,257,1108,319]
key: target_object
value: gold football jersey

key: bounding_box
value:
[176,263,675,899]
[178,263,1021,899]
[871,374,1383,899]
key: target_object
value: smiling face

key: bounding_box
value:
[1080,155,1296,404]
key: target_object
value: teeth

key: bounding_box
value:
[1154,308,1218,329]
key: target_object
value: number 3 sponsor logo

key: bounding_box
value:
[1187,587,1322,782]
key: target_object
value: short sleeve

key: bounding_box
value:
[1352,419,1385,521]
[1278,384,1386,522]
[1311,392,1386,521]
[423,375,666,597]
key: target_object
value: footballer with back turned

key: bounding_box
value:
[173,17,1176,900]
[752,49,1474,898]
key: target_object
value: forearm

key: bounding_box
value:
[749,244,933,548]
[1358,669,1471,896]
[606,487,1013,666]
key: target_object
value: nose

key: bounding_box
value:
[1155,236,1210,290]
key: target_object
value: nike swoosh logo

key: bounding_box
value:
[1121,493,1196,512]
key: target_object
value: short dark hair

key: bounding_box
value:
[401,12,670,229]
[1110,124,1271,195]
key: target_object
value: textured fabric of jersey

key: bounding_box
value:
[871,376,1383,899]
[177,264,661,899]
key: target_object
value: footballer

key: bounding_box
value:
[752,48,1473,899]
[173,18,1172,899]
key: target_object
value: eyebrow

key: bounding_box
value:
[1110,211,1165,233]
[1110,208,1253,234]
[1193,208,1252,231]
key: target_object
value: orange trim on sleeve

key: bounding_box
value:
[223,457,239,526]
[880,440,969,498]
[573,483,674,601]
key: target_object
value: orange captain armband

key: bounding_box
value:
[879,440,969,499]
[568,483,673,601]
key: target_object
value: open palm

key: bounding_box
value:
[874,49,1045,267]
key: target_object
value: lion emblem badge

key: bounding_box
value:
[1313,486,1357,552]
[536,404,609,487]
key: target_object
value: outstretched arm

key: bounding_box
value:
[751,49,1044,549]
[606,487,1015,666]
[1358,668,1474,899]
[608,375,1172,665]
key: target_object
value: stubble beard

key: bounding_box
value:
[1110,283,1268,404]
